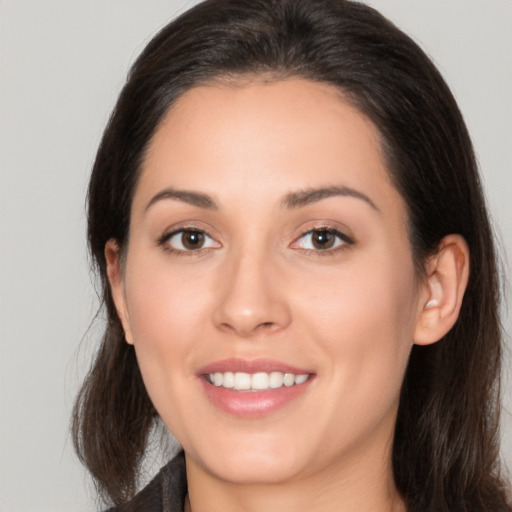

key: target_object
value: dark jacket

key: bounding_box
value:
[108,452,187,512]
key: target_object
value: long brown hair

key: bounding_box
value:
[72,0,511,509]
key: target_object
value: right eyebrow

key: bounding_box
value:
[144,188,218,212]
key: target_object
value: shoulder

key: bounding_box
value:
[106,451,187,512]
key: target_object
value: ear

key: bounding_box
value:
[105,239,134,345]
[413,234,470,346]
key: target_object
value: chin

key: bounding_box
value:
[185,435,311,485]
[209,457,305,485]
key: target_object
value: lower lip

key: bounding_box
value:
[200,377,313,418]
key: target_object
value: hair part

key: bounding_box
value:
[73,0,510,509]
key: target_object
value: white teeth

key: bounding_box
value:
[252,372,270,390]
[294,373,309,385]
[283,373,295,387]
[213,372,223,386]
[269,371,284,388]
[208,371,310,391]
[234,372,252,390]
[223,371,234,388]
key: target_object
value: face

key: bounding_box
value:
[109,79,428,486]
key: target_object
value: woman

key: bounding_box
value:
[72,0,511,510]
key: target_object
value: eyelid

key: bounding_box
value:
[156,222,353,255]
[157,225,221,253]
[290,225,355,252]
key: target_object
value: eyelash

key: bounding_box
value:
[157,225,354,256]
[157,226,218,256]
[293,226,354,255]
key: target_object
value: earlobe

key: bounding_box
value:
[413,234,470,346]
[105,239,134,345]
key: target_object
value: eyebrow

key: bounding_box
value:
[283,185,379,211]
[144,184,379,213]
[145,188,218,212]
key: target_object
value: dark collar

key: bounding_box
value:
[108,451,187,512]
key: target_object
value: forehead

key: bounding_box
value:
[135,78,403,220]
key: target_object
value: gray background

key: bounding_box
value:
[1,1,511,510]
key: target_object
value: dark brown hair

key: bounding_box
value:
[72,0,511,510]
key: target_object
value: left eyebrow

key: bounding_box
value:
[282,185,380,212]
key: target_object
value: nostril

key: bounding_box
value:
[255,321,277,331]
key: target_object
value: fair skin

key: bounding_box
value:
[106,78,469,512]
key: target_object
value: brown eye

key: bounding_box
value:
[311,230,336,249]
[181,230,205,250]
[294,228,353,252]
[163,229,220,252]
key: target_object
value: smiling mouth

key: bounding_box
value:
[205,371,311,391]
[199,361,314,417]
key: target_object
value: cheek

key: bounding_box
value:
[121,253,215,398]
[295,250,417,394]
[121,255,216,437]
[124,253,209,339]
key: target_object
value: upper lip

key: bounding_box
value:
[197,358,313,376]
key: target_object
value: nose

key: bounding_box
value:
[212,250,292,337]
